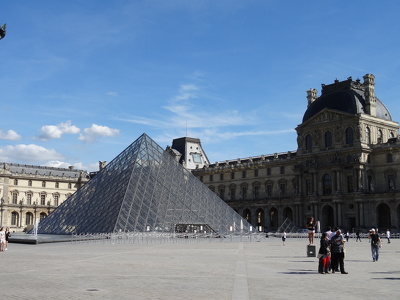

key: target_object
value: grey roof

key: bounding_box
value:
[5,163,84,178]
[302,79,392,123]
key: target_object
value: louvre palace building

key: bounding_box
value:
[185,74,400,233]
[0,163,89,231]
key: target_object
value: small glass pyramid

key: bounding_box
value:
[37,133,252,235]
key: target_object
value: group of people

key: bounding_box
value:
[317,227,348,274]
[0,227,11,252]
[315,223,385,274]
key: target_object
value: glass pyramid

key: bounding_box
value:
[37,133,252,235]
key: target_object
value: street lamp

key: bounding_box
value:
[0,197,4,227]
[19,200,23,228]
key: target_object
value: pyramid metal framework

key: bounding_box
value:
[37,133,252,235]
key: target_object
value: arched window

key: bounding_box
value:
[305,134,312,151]
[377,130,382,144]
[345,127,353,145]
[365,127,371,144]
[325,131,333,147]
[12,192,18,204]
[26,212,34,225]
[322,174,332,195]
[11,212,19,226]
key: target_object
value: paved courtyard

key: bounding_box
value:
[1,236,398,299]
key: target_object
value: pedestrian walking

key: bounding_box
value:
[386,229,391,244]
[356,230,362,242]
[318,232,331,274]
[282,231,286,246]
[368,229,381,262]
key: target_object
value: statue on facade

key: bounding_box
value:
[0,24,6,40]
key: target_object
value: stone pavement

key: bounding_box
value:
[1,236,398,300]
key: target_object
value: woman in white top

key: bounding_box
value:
[0,227,5,252]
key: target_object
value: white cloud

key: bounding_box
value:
[106,91,119,97]
[0,130,21,140]
[38,121,80,140]
[0,144,65,163]
[44,160,92,171]
[78,124,120,142]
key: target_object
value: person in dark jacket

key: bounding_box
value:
[318,232,331,274]
[330,229,348,274]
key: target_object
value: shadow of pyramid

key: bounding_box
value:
[37,133,252,235]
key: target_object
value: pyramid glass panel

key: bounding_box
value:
[37,133,252,235]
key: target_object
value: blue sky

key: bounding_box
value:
[1,1,400,172]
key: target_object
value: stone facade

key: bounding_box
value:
[0,163,89,232]
[190,74,400,233]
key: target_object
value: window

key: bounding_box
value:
[230,187,236,201]
[40,194,46,205]
[42,181,46,188]
[12,192,18,204]
[266,184,272,198]
[267,168,271,176]
[11,212,18,226]
[26,212,33,225]
[365,127,371,144]
[28,180,32,187]
[254,169,259,177]
[27,194,32,205]
[306,179,311,195]
[377,130,383,144]
[54,195,59,206]
[345,127,353,144]
[323,174,332,195]
[241,186,247,200]
[218,187,225,200]
[199,176,203,182]
[305,134,312,151]
[231,172,235,179]
[387,153,393,163]
[254,186,259,199]
[325,131,333,147]
[68,183,72,189]
[55,182,59,188]
[242,171,247,179]
[220,173,224,181]
[280,166,285,175]
[14,179,18,185]
[192,153,202,163]
[279,183,286,197]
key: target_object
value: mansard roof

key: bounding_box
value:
[302,77,392,123]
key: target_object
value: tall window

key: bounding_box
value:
[220,173,224,181]
[346,127,353,144]
[241,186,247,200]
[266,184,272,198]
[323,174,332,195]
[387,153,393,163]
[26,212,33,225]
[55,182,59,188]
[219,187,225,200]
[365,127,371,144]
[280,166,285,175]
[14,179,18,185]
[230,187,235,201]
[11,212,18,226]
[254,169,259,177]
[54,195,59,206]
[42,181,46,188]
[27,194,32,205]
[254,186,259,199]
[267,168,271,175]
[12,192,18,204]
[231,172,235,179]
[242,171,247,179]
[325,131,333,147]
[279,183,286,197]
[28,180,32,187]
[305,134,312,151]
[388,174,395,190]
[40,194,46,205]
[209,175,213,182]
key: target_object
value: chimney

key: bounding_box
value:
[99,161,107,170]
[363,74,376,116]
[306,88,318,107]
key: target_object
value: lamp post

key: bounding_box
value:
[19,200,23,228]
[33,201,37,222]
[0,197,4,227]
[47,201,51,215]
